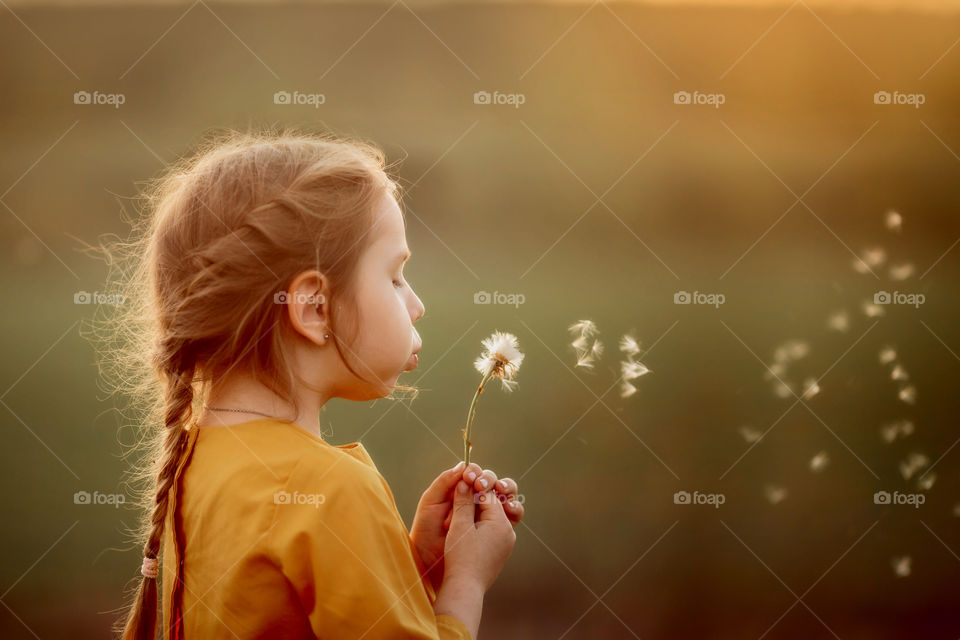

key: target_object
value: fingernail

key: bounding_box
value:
[479,478,488,489]
[510,501,518,509]
[497,480,506,491]
[467,471,477,483]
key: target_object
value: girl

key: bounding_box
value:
[108,130,525,639]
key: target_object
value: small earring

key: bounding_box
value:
[323,333,330,339]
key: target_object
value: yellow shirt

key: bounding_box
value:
[161,417,471,639]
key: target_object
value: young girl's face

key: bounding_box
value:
[342,191,425,396]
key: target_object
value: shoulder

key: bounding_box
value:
[282,446,391,515]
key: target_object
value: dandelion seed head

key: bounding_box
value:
[474,331,524,389]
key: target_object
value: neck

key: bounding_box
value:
[196,371,329,438]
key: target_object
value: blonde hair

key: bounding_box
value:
[89,127,414,639]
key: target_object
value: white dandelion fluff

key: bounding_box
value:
[827,311,849,332]
[619,381,637,398]
[619,334,641,357]
[802,377,820,400]
[863,301,885,318]
[890,364,909,382]
[917,472,936,491]
[885,209,903,233]
[898,384,917,405]
[891,556,911,578]
[889,263,915,281]
[880,420,914,443]
[899,452,929,480]
[738,426,763,443]
[809,451,830,473]
[879,346,897,365]
[569,320,603,369]
[764,485,788,505]
[463,331,525,465]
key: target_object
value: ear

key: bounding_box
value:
[284,270,332,347]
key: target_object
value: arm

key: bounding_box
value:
[433,577,485,639]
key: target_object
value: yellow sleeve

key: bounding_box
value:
[268,453,472,640]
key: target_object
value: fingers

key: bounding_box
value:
[474,487,510,524]
[448,481,476,532]
[503,499,524,526]
[495,477,518,498]
[462,463,498,493]
[420,461,466,506]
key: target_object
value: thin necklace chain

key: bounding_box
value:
[201,403,277,419]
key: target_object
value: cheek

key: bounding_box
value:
[355,286,411,364]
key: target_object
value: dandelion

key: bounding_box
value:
[809,451,830,473]
[764,485,788,505]
[898,384,917,405]
[885,209,903,233]
[463,331,524,465]
[891,556,911,578]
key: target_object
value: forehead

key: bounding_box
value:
[370,193,406,248]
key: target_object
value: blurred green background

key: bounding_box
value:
[2,0,959,637]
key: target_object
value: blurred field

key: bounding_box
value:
[2,1,960,638]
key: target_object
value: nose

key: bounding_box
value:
[410,290,425,323]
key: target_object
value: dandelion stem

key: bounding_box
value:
[463,370,495,466]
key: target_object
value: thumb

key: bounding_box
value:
[449,481,476,532]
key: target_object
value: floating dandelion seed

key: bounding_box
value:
[763,362,786,381]
[863,301,885,318]
[809,451,830,473]
[738,426,763,443]
[786,341,809,360]
[880,420,914,443]
[891,556,912,578]
[863,247,887,268]
[621,360,650,381]
[899,452,929,480]
[764,485,788,505]
[569,320,602,369]
[620,381,637,398]
[885,209,903,233]
[827,311,849,332]
[879,346,897,365]
[898,384,917,405]
[773,381,794,399]
[802,377,820,400]
[889,262,915,281]
[619,334,641,357]
[890,364,909,382]
[463,331,524,465]
[917,472,936,491]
